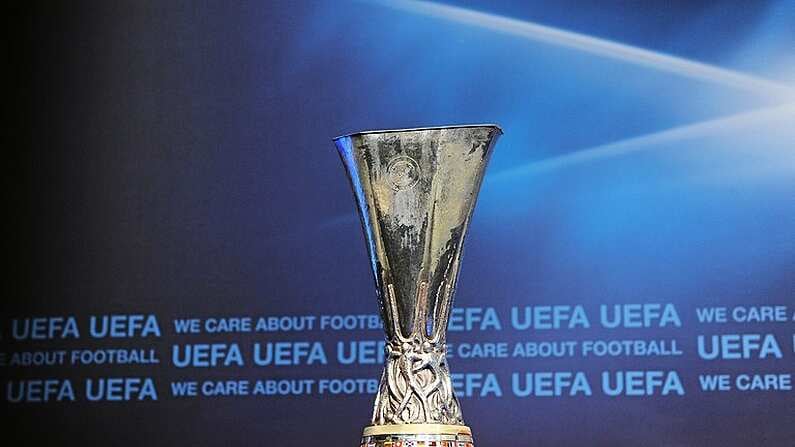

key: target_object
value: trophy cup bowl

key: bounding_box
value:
[334,124,502,447]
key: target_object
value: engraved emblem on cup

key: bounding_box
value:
[386,155,421,191]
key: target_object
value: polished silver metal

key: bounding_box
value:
[334,124,501,433]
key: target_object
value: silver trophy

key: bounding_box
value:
[334,124,501,447]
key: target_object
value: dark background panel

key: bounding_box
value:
[7,1,795,446]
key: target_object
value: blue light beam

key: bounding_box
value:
[376,0,795,99]
[493,103,795,180]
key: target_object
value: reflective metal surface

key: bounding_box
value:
[334,125,501,428]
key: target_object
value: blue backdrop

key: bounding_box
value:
[8,1,795,446]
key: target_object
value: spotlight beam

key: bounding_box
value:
[494,103,795,180]
[376,0,795,99]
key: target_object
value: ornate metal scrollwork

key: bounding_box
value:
[371,282,463,425]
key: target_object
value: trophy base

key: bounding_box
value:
[360,424,474,447]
